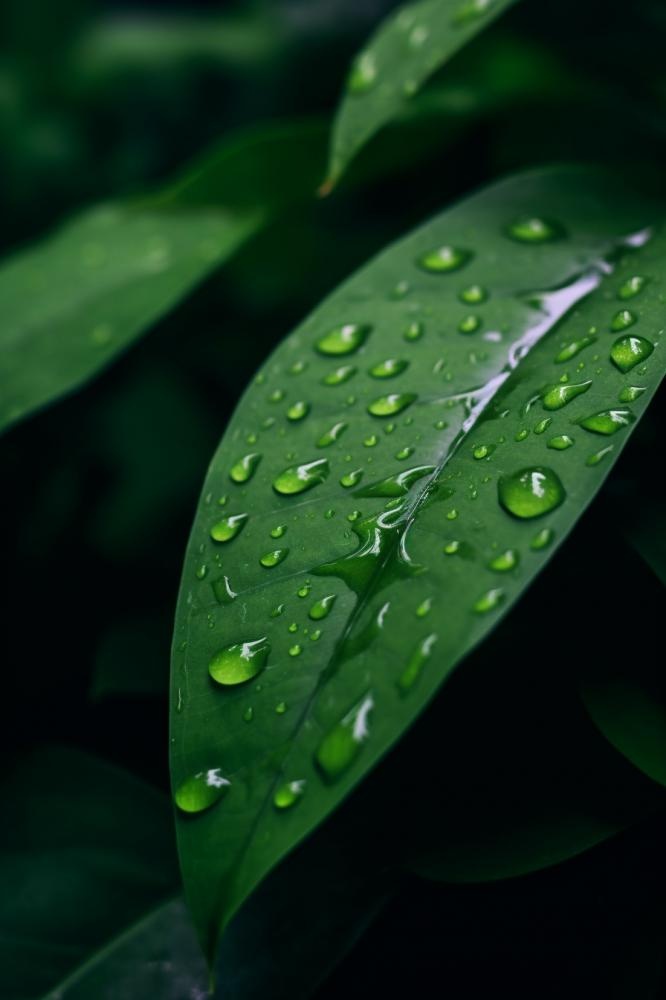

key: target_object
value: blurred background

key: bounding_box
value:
[1,1,664,996]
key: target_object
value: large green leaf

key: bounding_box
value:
[0,120,325,436]
[323,0,518,190]
[171,166,664,958]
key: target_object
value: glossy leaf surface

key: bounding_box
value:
[171,168,664,956]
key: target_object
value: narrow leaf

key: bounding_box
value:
[324,0,518,190]
[170,167,664,957]
[0,121,325,435]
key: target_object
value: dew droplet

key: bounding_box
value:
[458,314,481,334]
[506,217,565,243]
[288,644,302,657]
[367,393,416,417]
[533,417,552,435]
[541,380,592,411]
[174,769,230,814]
[271,604,285,618]
[243,706,254,723]
[209,637,270,686]
[473,588,504,613]
[230,453,261,484]
[488,549,519,572]
[515,429,529,442]
[618,385,646,403]
[322,365,356,386]
[617,275,647,300]
[547,434,575,450]
[610,335,653,372]
[273,459,329,495]
[355,465,434,498]
[443,540,460,555]
[286,400,310,421]
[289,360,307,375]
[446,508,458,520]
[498,467,565,519]
[211,575,237,605]
[275,701,287,715]
[273,779,305,810]
[404,321,424,342]
[586,445,614,466]
[555,334,596,363]
[316,323,371,356]
[195,564,207,580]
[578,408,635,435]
[260,548,289,568]
[395,446,413,460]
[453,0,496,25]
[530,527,553,550]
[315,694,373,781]
[416,597,432,617]
[340,468,363,488]
[610,309,637,332]
[369,358,409,379]
[363,434,378,447]
[473,443,494,460]
[210,513,248,543]
[347,51,377,94]
[397,633,437,693]
[270,524,287,539]
[309,594,337,620]
[317,421,348,448]
[417,246,472,273]
[459,284,488,304]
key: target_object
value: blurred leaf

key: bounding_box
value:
[0,746,179,1000]
[324,0,518,190]
[170,167,663,958]
[625,497,666,585]
[0,120,326,436]
[90,616,169,703]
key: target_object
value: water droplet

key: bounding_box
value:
[488,549,519,572]
[310,629,322,641]
[578,409,635,435]
[289,644,302,657]
[288,622,298,633]
[271,604,285,618]
[610,309,637,332]
[286,400,310,421]
[316,323,371,356]
[515,429,529,442]
[367,393,416,417]
[363,434,378,447]
[459,284,488,304]
[618,385,646,403]
[610,335,653,372]
[506,217,565,243]
[555,334,596,363]
[347,510,362,522]
[453,0,496,25]
[541,379,592,411]
[273,459,329,495]
[210,513,248,543]
[498,467,565,519]
[315,694,373,781]
[473,443,494,460]
[618,275,647,300]
[260,548,289,568]
[309,594,337,620]
[347,51,377,94]
[547,434,575,450]
[340,468,363,488]
[416,597,432,617]
[586,445,614,466]
[289,360,307,375]
[473,588,504,613]
[395,446,413,460]
[444,540,460,554]
[243,706,254,723]
[211,575,238,605]
[297,581,311,598]
[368,358,409,379]
[174,769,230,814]
[273,779,305,810]
[313,421,348,450]
[404,321,424,342]
[275,701,287,715]
[417,246,472,273]
[446,508,459,520]
[530,527,553,550]
[392,280,411,299]
[355,465,433,498]
[533,417,552,435]
[458,314,481,334]
[230,453,261,484]
[195,564,207,580]
[270,524,287,539]
[209,637,270,686]
[397,634,437,693]
[322,365,356,386]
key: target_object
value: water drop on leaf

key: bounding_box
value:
[316,323,371,356]
[367,393,416,417]
[174,769,230,814]
[498,467,565,519]
[506,217,565,243]
[229,453,261,484]
[417,246,472,273]
[273,459,329,495]
[609,335,653,372]
[260,548,289,568]
[210,513,248,543]
[578,409,635,435]
[209,638,270,686]
[315,694,373,781]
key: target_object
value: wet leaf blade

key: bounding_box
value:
[0,121,325,435]
[324,0,518,189]
[170,167,664,957]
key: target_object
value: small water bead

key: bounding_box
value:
[404,321,424,342]
[533,418,552,435]
[459,284,488,304]
[347,510,362,522]
[246,432,258,445]
[610,335,654,372]
[262,417,276,430]
[209,637,270,686]
[473,443,494,460]
[273,459,329,495]
[474,588,504,613]
[355,465,433,498]
[286,400,310,421]
[444,541,460,555]
[369,358,410,379]
[392,280,411,299]
[347,51,377,95]
[211,575,237,605]
[314,421,347,450]
[363,435,378,447]
[446,508,459,520]
[618,275,647,300]
[309,594,337,620]
[271,604,285,618]
[316,323,371,356]
[458,314,481,334]
[288,644,302,657]
[297,581,311,598]
[310,629,322,641]
[384,423,396,434]
[323,365,356,386]
[434,419,448,430]
[488,549,519,572]
[417,245,472,273]
[618,385,646,403]
[416,597,432,618]
[268,389,285,404]
[555,334,596,363]
[275,701,287,715]
[586,445,614,466]
[230,453,261,483]
[210,513,248,543]
[340,468,363,488]
[288,623,298,634]
[547,434,575,450]
[367,393,416,417]
[541,379,592,411]
[270,524,287,539]
[273,780,305,811]
[260,548,289,568]
[195,564,207,580]
[530,527,553,550]
[610,309,637,332]
[453,0,496,24]
[515,429,529,442]
[315,694,373,781]
[217,495,228,507]
[578,409,635,435]
[289,360,307,375]
[498,467,565,519]
[243,706,254,723]
[506,217,565,243]
[174,769,230,815]
[395,446,413,460]
[397,633,437,693]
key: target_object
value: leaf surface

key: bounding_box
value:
[170,167,664,956]
[324,0,518,189]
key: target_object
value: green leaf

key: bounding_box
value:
[171,167,664,958]
[0,745,179,1000]
[0,120,325,436]
[323,0,518,190]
